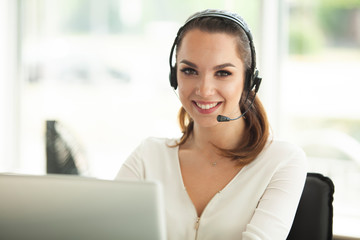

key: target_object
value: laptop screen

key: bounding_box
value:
[0,173,166,240]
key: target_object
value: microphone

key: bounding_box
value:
[217,110,248,122]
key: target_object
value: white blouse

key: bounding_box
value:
[115,137,307,240]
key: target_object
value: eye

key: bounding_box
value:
[216,70,232,77]
[180,68,198,75]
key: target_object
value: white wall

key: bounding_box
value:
[0,0,19,171]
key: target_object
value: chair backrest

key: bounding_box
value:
[46,120,89,176]
[287,172,335,240]
[46,120,79,175]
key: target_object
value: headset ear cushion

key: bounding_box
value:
[169,65,178,89]
[245,69,261,92]
[245,69,253,92]
[251,69,261,92]
[253,78,262,93]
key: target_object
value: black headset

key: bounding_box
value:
[169,9,262,95]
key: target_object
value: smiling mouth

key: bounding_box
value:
[194,101,220,110]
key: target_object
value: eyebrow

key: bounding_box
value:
[213,63,236,70]
[179,60,197,68]
[179,60,236,70]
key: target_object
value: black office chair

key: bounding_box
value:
[287,173,335,240]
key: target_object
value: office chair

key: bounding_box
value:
[46,120,89,175]
[287,172,335,240]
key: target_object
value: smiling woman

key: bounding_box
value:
[116,9,307,240]
[173,16,268,166]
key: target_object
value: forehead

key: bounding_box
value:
[177,29,243,63]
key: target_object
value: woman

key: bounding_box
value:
[116,9,307,240]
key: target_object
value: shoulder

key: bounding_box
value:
[129,137,179,163]
[117,137,179,180]
[266,139,306,158]
[252,139,307,170]
[137,137,179,152]
[143,136,178,145]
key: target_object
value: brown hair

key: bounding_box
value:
[173,16,270,166]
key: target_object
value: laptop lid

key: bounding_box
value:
[0,174,166,240]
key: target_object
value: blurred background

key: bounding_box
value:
[1,0,359,238]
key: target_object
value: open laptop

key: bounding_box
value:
[0,173,166,240]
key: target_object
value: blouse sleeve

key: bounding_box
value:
[242,148,308,240]
[115,140,145,181]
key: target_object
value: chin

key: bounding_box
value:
[193,117,219,128]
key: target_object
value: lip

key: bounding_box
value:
[192,100,222,114]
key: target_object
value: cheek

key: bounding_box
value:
[177,76,194,96]
[177,80,191,105]
[223,81,244,102]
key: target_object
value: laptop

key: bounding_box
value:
[0,173,166,240]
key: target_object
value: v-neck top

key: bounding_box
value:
[115,137,307,240]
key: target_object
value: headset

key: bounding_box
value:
[168,9,262,122]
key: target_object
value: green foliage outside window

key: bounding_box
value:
[289,0,360,54]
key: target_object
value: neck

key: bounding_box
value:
[190,118,246,151]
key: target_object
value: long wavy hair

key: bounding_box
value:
[172,15,270,166]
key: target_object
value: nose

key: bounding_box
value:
[196,74,215,97]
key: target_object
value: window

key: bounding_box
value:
[283,0,360,237]
[14,0,262,178]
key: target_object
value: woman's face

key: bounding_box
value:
[176,29,245,128]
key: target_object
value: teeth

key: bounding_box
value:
[196,102,218,110]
